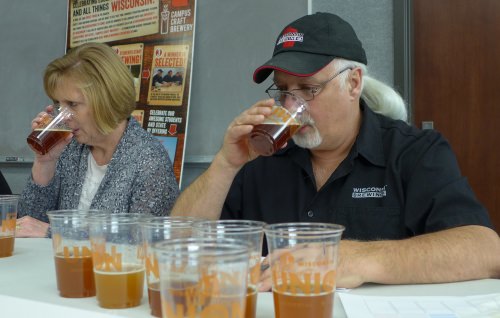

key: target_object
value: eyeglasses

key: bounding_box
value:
[265,66,353,101]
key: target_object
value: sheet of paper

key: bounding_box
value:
[0,294,125,318]
[339,293,500,318]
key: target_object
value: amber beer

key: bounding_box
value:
[54,254,95,298]
[191,220,265,318]
[27,128,72,156]
[273,286,334,318]
[0,207,17,258]
[161,279,200,317]
[94,265,145,309]
[163,280,247,318]
[248,101,305,156]
[149,280,254,318]
[245,285,258,318]
[0,236,15,257]
[249,122,301,156]
[147,282,162,317]
[264,223,344,318]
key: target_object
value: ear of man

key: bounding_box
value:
[347,67,363,100]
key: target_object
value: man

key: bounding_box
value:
[151,69,164,87]
[162,70,174,86]
[172,71,183,85]
[172,13,500,289]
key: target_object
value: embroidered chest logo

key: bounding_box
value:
[352,185,387,198]
[276,26,304,48]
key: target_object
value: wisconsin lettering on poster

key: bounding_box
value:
[69,0,159,48]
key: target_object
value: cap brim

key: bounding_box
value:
[253,52,335,83]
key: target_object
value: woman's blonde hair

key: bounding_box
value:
[43,42,136,134]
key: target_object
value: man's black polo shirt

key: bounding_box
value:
[221,101,492,241]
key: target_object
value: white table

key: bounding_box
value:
[1,238,499,317]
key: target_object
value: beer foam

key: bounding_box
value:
[55,253,92,259]
[247,284,258,295]
[94,264,144,275]
[33,128,72,132]
[273,289,334,297]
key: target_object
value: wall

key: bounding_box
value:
[0,1,398,193]
[179,0,307,187]
[0,0,67,194]
[312,0,395,86]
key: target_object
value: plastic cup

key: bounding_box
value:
[264,223,345,318]
[88,213,145,309]
[27,105,73,155]
[141,216,197,317]
[46,209,104,298]
[0,195,19,258]
[193,220,265,318]
[154,238,250,318]
[248,93,308,156]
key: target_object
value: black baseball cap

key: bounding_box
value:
[253,12,367,84]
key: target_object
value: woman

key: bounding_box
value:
[17,42,180,237]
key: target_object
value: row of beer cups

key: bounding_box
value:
[44,210,344,318]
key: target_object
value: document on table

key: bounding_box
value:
[339,292,500,318]
[0,294,125,318]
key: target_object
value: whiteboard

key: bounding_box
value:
[184,0,308,162]
[0,1,67,162]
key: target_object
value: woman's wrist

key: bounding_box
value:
[45,225,52,238]
[31,160,57,186]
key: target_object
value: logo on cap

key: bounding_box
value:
[276,26,304,48]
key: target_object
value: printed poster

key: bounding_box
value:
[112,43,144,101]
[147,44,189,106]
[69,0,159,47]
[67,0,197,185]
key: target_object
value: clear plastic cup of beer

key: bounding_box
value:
[140,216,197,318]
[27,105,73,155]
[0,195,19,258]
[248,93,308,156]
[46,209,105,298]
[192,220,265,318]
[264,223,345,318]
[88,213,146,309]
[154,237,250,318]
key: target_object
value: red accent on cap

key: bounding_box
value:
[281,26,298,48]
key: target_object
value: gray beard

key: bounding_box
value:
[292,123,322,149]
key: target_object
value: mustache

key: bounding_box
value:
[300,112,315,126]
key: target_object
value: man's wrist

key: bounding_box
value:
[212,152,242,177]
